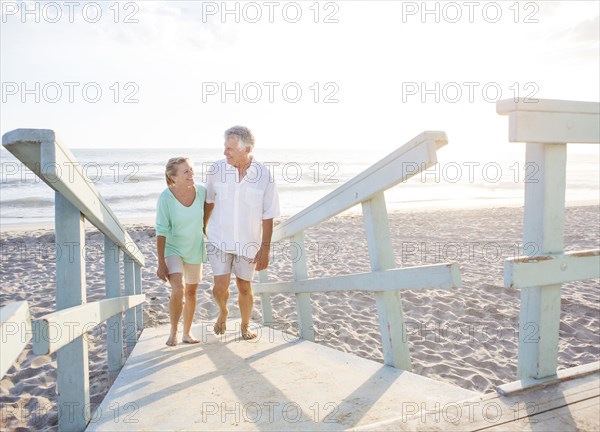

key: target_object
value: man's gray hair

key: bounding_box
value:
[225,126,255,151]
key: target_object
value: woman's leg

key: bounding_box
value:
[166,273,184,346]
[182,283,199,343]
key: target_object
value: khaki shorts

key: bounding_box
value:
[165,255,202,284]
[207,246,256,282]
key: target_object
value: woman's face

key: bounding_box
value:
[172,161,194,187]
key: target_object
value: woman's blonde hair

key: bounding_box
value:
[165,157,191,186]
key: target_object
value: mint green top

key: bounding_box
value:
[156,184,207,264]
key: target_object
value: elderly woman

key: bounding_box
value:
[156,157,207,346]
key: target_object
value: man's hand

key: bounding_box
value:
[253,245,270,271]
[156,261,169,282]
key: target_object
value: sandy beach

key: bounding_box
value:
[1,205,599,431]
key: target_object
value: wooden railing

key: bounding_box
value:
[255,131,461,371]
[0,129,146,432]
[498,98,600,381]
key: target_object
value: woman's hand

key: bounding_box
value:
[157,261,169,282]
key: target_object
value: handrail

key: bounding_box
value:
[0,301,31,378]
[497,98,600,382]
[256,131,458,371]
[2,128,144,266]
[272,130,448,242]
[1,128,146,432]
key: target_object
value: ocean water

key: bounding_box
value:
[1,146,598,227]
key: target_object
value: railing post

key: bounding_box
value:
[292,232,315,341]
[134,263,143,331]
[362,192,412,370]
[105,237,124,373]
[55,193,90,431]
[518,142,566,380]
[259,271,274,326]
[124,256,137,348]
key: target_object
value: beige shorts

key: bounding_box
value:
[165,255,202,284]
[207,246,256,282]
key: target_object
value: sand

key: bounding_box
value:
[1,205,599,431]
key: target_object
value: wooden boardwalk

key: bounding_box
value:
[356,364,599,431]
[86,320,600,431]
[86,319,481,431]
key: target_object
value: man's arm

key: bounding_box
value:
[254,218,273,271]
[204,202,214,235]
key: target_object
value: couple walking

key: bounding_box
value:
[155,126,279,345]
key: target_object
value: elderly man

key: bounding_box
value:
[204,126,280,339]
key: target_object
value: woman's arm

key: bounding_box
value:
[156,235,168,281]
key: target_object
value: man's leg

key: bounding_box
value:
[167,273,184,346]
[213,274,231,335]
[182,283,199,343]
[236,277,256,340]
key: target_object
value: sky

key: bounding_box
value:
[1,0,599,161]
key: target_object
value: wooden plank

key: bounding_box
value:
[389,371,599,432]
[497,98,600,115]
[258,271,274,326]
[475,375,600,431]
[364,193,411,371]
[505,249,600,289]
[55,193,90,431]
[1,129,145,266]
[517,143,567,381]
[134,263,143,331]
[105,237,124,372]
[498,361,600,396]
[504,111,600,144]
[271,131,447,242]
[123,257,137,347]
[87,321,481,432]
[254,263,460,294]
[484,397,600,432]
[0,301,31,378]
[292,232,315,341]
[32,295,146,356]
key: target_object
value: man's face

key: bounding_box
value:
[224,137,249,167]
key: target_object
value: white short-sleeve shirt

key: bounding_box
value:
[206,158,280,259]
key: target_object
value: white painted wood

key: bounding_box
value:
[254,264,460,294]
[87,321,481,432]
[363,193,411,371]
[497,98,600,144]
[292,232,315,341]
[2,129,145,266]
[123,256,137,348]
[134,263,143,331]
[105,237,124,372]
[505,249,600,289]
[32,295,146,356]
[0,301,31,378]
[363,193,395,271]
[506,111,599,144]
[55,193,90,431]
[497,98,600,115]
[271,131,447,243]
[258,271,274,326]
[517,142,567,381]
[497,361,600,396]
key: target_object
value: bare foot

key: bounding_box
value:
[182,335,200,344]
[214,309,228,335]
[214,321,227,335]
[241,325,257,340]
[166,333,177,346]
